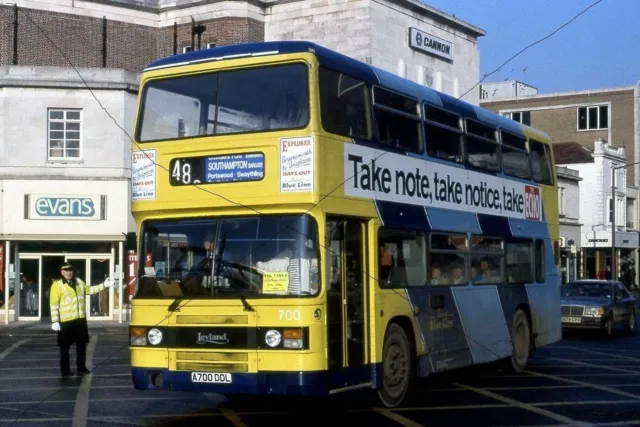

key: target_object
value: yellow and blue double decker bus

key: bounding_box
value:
[129,41,561,407]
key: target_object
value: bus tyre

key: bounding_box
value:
[378,323,411,408]
[509,310,530,373]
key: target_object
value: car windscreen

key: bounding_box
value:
[561,282,612,299]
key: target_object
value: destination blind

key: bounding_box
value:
[169,152,265,186]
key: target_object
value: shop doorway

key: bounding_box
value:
[41,256,66,319]
[16,254,112,321]
[18,257,41,319]
[65,256,113,319]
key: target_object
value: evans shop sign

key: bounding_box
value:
[25,194,106,220]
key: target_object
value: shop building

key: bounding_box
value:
[0,66,138,324]
[555,165,582,285]
[554,140,639,283]
[0,0,485,103]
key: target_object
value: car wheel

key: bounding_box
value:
[508,309,531,373]
[604,316,614,338]
[625,311,636,335]
[378,323,411,408]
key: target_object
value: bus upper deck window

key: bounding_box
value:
[372,87,422,153]
[319,67,370,139]
[530,139,554,186]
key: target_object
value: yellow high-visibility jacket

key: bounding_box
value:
[49,278,107,323]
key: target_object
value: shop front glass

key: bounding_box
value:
[65,256,113,319]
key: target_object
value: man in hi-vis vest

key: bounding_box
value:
[50,262,112,377]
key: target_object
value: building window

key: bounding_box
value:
[627,198,635,229]
[558,187,565,216]
[504,111,531,126]
[48,109,81,160]
[577,105,608,130]
[207,42,216,49]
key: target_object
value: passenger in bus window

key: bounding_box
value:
[450,262,466,285]
[430,266,443,285]
[471,264,480,282]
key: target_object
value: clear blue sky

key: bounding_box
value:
[425,0,639,94]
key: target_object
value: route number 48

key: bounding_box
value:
[172,160,192,184]
[279,309,301,321]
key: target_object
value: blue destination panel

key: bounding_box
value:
[169,152,265,186]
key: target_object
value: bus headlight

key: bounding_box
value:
[148,328,163,345]
[265,329,282,347]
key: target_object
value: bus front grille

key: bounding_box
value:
[176,362,248,372]
[175,315,249,325]
[173,351,249,373]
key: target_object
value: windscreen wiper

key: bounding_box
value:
[239,292,254,312]
[168,296,182,312]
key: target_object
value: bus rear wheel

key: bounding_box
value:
[378,323,411,408]
[508,309,531,373]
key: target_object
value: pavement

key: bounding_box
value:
[2,323,640,426]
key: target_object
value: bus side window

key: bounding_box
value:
[319,67,370,140]
[505,239,533,284]
[378,228,427,288]
[430,233,468,286]
[465,119,500,173]
[530,139,554,186]
[535,239,546,283]
[501,131,531,180]
[470,236,504,284]
[372,87,422,153]
[424,104,464,163]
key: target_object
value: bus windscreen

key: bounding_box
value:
[137,63,309,142]
[136,214,320,299]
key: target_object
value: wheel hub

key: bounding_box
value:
[384,342,407,391]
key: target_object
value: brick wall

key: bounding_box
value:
[0,5,265,72]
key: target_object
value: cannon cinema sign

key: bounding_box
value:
[409,27,454,61]
[25,194,106,220]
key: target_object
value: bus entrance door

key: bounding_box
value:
[326,217,369,387]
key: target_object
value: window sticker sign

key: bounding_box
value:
[262,272,289,294]
[280,137,314,193]
[132,150,157,201]
[343,144,542,221]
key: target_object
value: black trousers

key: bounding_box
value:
[57,318,90,374]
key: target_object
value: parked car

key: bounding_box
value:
[560,280,636,337]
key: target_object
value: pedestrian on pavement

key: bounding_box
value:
[50,262,112,377]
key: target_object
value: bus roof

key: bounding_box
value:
[144,41,548,141]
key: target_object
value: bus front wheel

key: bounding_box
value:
[378,323,411,408]
[508,309,531,372]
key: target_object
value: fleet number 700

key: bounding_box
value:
[279,310,301,321]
